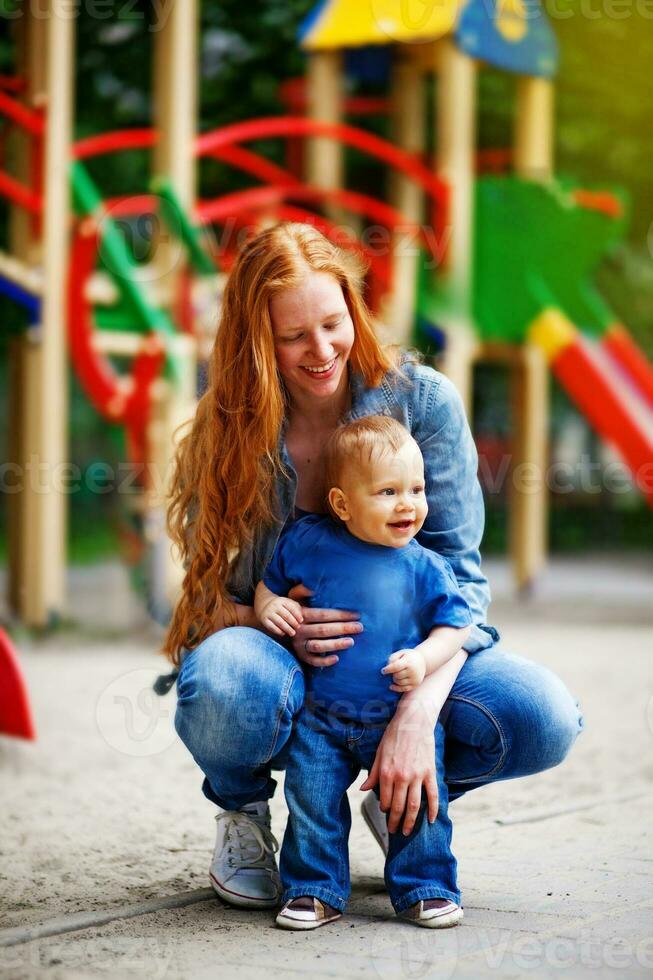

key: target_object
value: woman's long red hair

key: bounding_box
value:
[162,222,399,665]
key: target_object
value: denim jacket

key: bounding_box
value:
[226,356,498,655]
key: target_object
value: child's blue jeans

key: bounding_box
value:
[280,702,458,913]
[175,626,584,909]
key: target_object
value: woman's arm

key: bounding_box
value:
[414,625,471,677]
[382,624,471,691]
[215,602,260,631]
[409,367,495,653]
[360,647,468,835]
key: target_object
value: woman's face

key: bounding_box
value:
[270,270,355,405]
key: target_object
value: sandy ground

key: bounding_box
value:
[1,555,652,979]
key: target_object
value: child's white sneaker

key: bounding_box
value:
[398,898,463,928]
[361,790,389,855]
[276,896,342,930]
[209,801,281,909]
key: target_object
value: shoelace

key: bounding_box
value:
[216,811,279,871]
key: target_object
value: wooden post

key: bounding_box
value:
[6,15,33,615]
[514,77,554,181]
[305,50,346,227]
[6,334,25,614]
[435,39,478,418]
[8,5,74,626]
[509,345,549,591]
[149,0,199,615]
[509,75,554,588]
[378,50,425,348]
[152,0,197,211]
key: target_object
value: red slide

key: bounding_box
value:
[602,324,653,409]
[0,628,36,740]
[551,332,653,508]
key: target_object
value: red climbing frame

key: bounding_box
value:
[195,116,448,246]
[67,117,449,469]
[68,198,166,473]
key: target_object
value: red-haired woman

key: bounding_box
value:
[165,223,582,912]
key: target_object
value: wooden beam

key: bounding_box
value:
[478,340,550,588]
[152,0,198,209]
[514,77,554,180]
[378,51,425,348]
[84,270,174,307]
[6,14,42,616]
[435,39,478,417]
[305,50,346,227]
[509,344,549,590]
[19,2,74,625]
[92,331,149,356]
[510,75,554,587]
[150,0,199,617]
[478,340,524,367]
[7,7,73,626]
[0,250,43,294]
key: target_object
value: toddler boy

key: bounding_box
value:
[254,416,472,930]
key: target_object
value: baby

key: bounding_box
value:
[254,416,472,931]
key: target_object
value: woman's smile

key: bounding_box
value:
[300,355,339,379]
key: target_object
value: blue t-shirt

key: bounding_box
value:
[263,514,472,722]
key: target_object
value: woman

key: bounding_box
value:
[165,223,583,912]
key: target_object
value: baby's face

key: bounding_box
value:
[336,439,428,549]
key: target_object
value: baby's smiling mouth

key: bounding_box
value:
[389,520,413,530]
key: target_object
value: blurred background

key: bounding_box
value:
[0,0,651,630]
[0,4,652,972]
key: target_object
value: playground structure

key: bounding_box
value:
[294,0,653,589]
[1,0,652,636]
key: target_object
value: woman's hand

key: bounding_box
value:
[287,583,362,668]
[360,650,468,835]
[360,701,438,836]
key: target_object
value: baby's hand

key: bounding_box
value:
[381,648,426,692]
[259,596,304,637]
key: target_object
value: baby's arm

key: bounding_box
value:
[254,581,304,637]
[382,624,471,693]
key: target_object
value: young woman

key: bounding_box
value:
[165,222,583,912]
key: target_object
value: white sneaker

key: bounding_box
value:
[276,896,342,931]
[209,801,281,909]
[398,898,463,928]
[361,791,389,856]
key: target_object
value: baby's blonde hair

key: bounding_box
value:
[323,416,413,519]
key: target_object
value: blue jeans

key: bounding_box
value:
[280,704,458,913]
[175,627,583,903]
